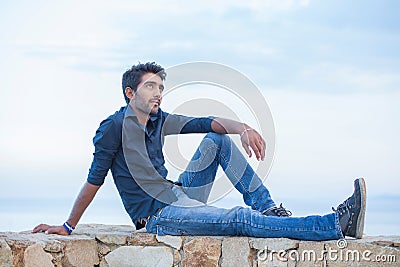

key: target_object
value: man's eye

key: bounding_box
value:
[146,83,154,89]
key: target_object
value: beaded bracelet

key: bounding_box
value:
[240,128,253,138]
[63,221,75,235]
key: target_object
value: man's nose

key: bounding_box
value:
[154,89,162,98]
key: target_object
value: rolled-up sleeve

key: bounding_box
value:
[87,117,121,186]
[162,111,215,135]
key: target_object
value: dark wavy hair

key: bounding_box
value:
[121,62,166,103]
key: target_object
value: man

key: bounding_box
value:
[33,62,366,241]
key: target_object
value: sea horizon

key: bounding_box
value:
[1,194,399,236]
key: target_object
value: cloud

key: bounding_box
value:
[297,63,400,93]
[108,0,311,16]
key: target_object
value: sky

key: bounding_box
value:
[0,0,399,233]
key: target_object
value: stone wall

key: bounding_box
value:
[0,224,399,266]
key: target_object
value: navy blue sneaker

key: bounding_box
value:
[333,178,366,239]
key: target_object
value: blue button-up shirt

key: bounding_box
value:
[87,105,214,224]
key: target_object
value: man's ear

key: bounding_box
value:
[125,87,134,101]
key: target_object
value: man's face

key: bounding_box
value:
[132,72,164,115]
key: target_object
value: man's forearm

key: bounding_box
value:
[211,117,266,161]
[211,118,249,135]
[67,182,100,227]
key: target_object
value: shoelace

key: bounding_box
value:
[274,203,292,216]
[332,199,353,216]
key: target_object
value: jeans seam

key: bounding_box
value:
[334,211,345,238]
[220,152,257,209]
[156,217,337,232]
[184,143,218,190]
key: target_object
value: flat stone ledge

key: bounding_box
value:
[0,224,398,267]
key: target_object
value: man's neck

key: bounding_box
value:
[129,104,149,126]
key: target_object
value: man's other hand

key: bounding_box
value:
[240,128,266,161]
[32,224,69,235]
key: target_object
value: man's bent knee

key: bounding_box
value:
[205,132,231,145]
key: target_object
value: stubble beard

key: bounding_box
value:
[134,100,159,116]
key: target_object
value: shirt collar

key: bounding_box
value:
[124,104,136,118]
[149,110,160,122]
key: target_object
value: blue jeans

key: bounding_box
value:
[146,133,343,240]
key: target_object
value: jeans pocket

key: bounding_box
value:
[145,208,164,233]
[156,225,187,236]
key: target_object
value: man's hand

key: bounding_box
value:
[32,224,69,235]
[240,128,266,161]
[211,118,267,161]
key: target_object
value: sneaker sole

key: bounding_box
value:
[355,178,366,239]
